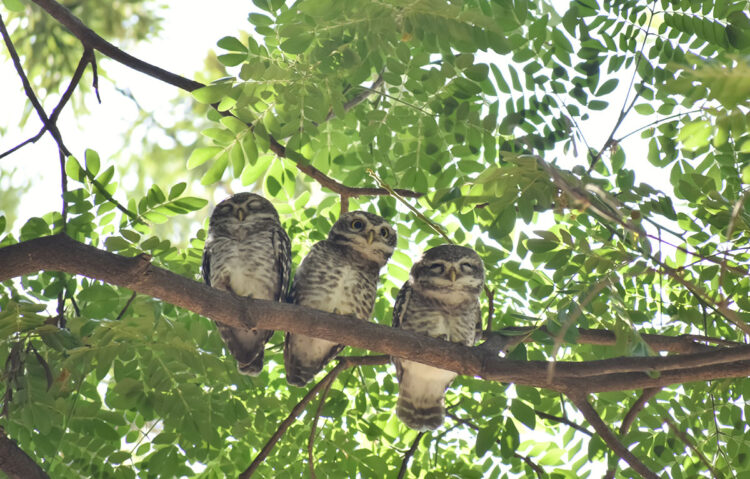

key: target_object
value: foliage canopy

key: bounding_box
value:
[1,0,750,477]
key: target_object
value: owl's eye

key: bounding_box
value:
[380,227,390,238]
[460,262,475,274]
[219,204,233,214]
[429,263,445,274]
[351,219,364,230]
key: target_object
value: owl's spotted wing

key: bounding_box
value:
[274,226,292,302]
[202,246,212,286]
[392,281,412,329]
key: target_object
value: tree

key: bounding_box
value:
[1,0,750,477]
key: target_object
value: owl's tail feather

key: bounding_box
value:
[396,395,444,431]
[284,362,321,387]
[237,351,264,376]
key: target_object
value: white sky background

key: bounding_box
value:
[0,1,684,475]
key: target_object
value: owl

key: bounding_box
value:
[202,192,291,376]
[392,244,485,431]
[284,211,396,386]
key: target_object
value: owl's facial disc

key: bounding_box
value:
[331,211,396,266]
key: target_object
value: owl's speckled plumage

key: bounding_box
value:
[202,192,291,376]
[392,244,485,431]
[284,211,396,387]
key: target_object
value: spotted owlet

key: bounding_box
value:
[284,211,396,386]
[202,192,291,376]
[392,244,485,430]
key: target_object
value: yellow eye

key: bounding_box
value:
[351,219,364,230]
[380,227,390,238]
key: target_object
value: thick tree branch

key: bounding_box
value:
[3,235,750,396]
[485,327,726,355]
[28,0,422,200]
[0,430,50,479]
[568,393,658,479]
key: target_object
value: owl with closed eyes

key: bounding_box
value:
[392,244,485,430]
[202,192,291,376]
[284,211,396,386]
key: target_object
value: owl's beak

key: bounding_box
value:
[367,230,375,244]
[448,267,457,282]
[235,209,245,221]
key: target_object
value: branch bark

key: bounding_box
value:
[0,430,50,479]
[568,393,658,479]
[3,235,750,396]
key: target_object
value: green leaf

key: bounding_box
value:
[190,83,232,104]
[475,418,502,457]
[187,146,224,169]
[200,152,229,185]
[742,165,750,184]
[634,103,654,115]
[280,33,314,54]
[2,0,24,12]
[217,53,247,67]
[168,182,187,200]
[65,156,85,182]
[85,149,100,176]
[216,36,247,52]
[526,239,557,253]
[171,197,208,211]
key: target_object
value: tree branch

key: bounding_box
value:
[0,12,70,156]
[4,235,750,395]
[239,355,386,478]
[27,0,422,200]
[620,388,660,436]
[533,409,593,436]
[397,431,425,479]
[567,393,658,479]
[307,372,335,479]
[0,430,50,479]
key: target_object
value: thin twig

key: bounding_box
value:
[0,12,69,156]
[587,0,658,173]
[533,409,593,436]
[447,411,546,477]
[662,413,721,478]
[0,19,141,223]
[567,393,658,479]
[397,431,425,479]
[307,375,335,479]
[484,288,496,336]
[239,356,387,478]
[615,109,704,143]
[115,291,137,321]
[324,73,384,122]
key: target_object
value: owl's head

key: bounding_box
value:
[411,244,485,304]
[209,192,280,228]
[328,211,396,267]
